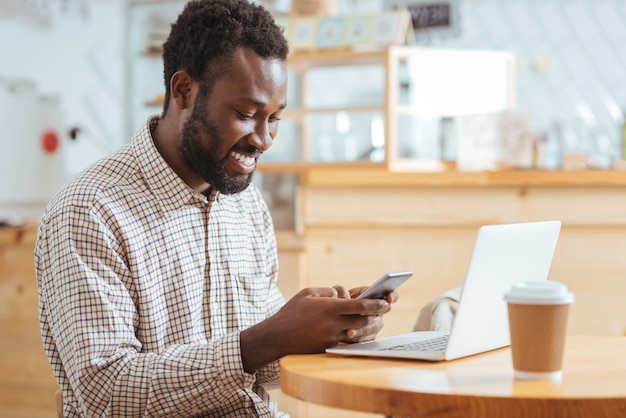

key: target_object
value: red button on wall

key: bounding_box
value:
[41,130,60,154]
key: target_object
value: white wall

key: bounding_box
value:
[417,0,626,165]
[0,0,126,180]
[2,0,625,222]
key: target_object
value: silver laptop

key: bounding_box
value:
[326,220,561,361]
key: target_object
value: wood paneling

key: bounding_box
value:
[275,168,626,416]
[0,226,57,418]
[5,167,626,417]
[297,180,626,338]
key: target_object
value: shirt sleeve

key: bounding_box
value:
[252,284,284,387]
[250,188,285,387]
[36,205,257,417]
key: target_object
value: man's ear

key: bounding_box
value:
[170,71,195,110]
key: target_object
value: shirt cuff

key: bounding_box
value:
[215,331,256,389]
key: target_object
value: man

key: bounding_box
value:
[35,0,396,417]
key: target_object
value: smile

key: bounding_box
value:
[230,151,255,168]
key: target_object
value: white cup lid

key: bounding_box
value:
[504,280,575,305]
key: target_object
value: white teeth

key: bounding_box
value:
[231,151,254,166]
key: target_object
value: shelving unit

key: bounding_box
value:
[260,45,517,172]
[124,0,183,138]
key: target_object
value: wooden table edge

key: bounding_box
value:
[279,335,626,417]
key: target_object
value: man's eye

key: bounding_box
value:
[236,111,253,120]
[269,115,282,122]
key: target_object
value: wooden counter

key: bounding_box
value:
[0,224,58,418]
[277,167,626,337]
[260,162,626,184]
[301,166,626,187]
[4,167,626,418]
[268,167,626,417]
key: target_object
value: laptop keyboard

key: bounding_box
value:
[380,334,450,352]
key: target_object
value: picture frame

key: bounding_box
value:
[342,15,372,46]
[284,9,412,51]
[369,9,412,46]
[290,17,318,50]
[316,16,343,48]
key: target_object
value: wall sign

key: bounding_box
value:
[408,3,451,29]
[387,0,460,41]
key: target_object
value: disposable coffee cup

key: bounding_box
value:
[504,280,574,380]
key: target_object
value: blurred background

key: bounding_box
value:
[1,0,626,223]
[2,1,626,417]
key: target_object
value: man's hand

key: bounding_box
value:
[344,286,399,342]
[240,286,391,373]
[349,286,399,304]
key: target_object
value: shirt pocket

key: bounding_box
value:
[233,273,271,312]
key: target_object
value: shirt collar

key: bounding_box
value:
[131,115,217,212]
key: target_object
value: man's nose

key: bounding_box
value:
[251,120,273,152]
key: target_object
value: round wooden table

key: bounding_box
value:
[280,335,626,417]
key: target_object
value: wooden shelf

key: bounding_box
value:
[287,48,388,68]
[282,105,383,117]
[278,46,518,173]
[0,223,38,245]
[145,99,164,107]
[257,161,384,174]
[258,164,626,187]
[308,167,626,187]
[140,48,162,57]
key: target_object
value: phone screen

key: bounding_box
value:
[356,270,413,299]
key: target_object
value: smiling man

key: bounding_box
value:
[35,1,396,417]
[155,46,286,196]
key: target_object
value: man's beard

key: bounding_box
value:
[180,107,254,195]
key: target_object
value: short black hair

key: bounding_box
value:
[161,0,289,113]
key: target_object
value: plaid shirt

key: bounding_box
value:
[35,116,287,417]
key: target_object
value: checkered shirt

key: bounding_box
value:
[35,116,287,417]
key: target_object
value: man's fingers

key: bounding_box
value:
[333,285,351,299]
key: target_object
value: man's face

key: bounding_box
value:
[180,48,288,195]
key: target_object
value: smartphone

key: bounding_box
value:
[356,270,413,300]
